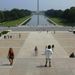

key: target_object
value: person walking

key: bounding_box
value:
[52,44,54,51]
[19,33,21,38]
[7,48,14,66]
[34,46,38,56]
[45,45,53,67]
[14,34,16,38]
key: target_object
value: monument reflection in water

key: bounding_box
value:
[37,14,39,25]
[37,0,39,25]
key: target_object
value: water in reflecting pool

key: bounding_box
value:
[23,15,54,25]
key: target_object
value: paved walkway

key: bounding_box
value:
[0,31,75,75]
[17,32,68,58]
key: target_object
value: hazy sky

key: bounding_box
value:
[0,0,75,11]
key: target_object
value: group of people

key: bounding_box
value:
[7,44,75,67]
[34,44,54,67]
[4,33,21,39]
[7,44,54,66]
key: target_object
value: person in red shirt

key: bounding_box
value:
[34,46,38,56]
[7,48,14,66]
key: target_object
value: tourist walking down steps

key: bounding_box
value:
[34,46,38,56]
[7,48,14,66]
[45,45,53,67]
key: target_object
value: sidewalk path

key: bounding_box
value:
[17,31,68,58]
[1,31,75,75]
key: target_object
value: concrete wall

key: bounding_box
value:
[18,17,32,27]
[44,15,58,25]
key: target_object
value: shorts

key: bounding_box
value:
[9,56,14,60]
[35,51,38,54]
[46,58,51,61]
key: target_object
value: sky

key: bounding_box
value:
[0,0,75,11]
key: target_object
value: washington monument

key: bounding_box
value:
[37,0,39,13]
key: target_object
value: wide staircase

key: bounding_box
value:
[0,31,75,75]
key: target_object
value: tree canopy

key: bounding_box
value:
[45,7,75,23]
[0,8,31,23]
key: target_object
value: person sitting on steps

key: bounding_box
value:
[69,52,75,58]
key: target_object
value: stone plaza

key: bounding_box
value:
[0,31,75,75]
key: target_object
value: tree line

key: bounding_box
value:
[0,8,31,23]
[45,7,75,23]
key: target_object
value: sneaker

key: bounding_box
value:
[45,65,47,67]
[10,63,12,65]
[49,65,51,67]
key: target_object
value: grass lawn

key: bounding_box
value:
[45,15,74,26]
[1,15,32,27]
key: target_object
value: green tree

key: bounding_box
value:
[0,11,4,23]
[11,12,18,20]
[1,8,31,22]
[63,9,70,20]
[68,7,75,22]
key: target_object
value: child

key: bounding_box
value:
[34,46,38,56]
[52,44,54,51]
